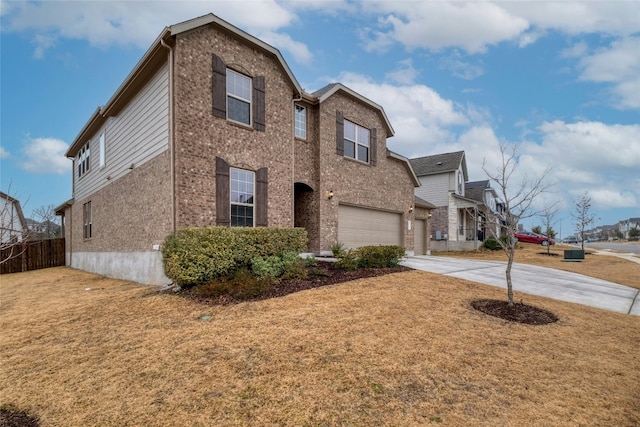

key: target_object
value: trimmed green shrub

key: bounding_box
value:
[303,255,318,267]
[335,249,359,270]
[162,227,307,286]
[280,252,308,280]
[251,255,285,283]
[331,242,345,257]
[355,245,405,268]
[482,236,510,251]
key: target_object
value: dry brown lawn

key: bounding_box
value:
[1,266,639,426]
[435,243,640,289]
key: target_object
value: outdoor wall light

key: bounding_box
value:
[408,205,414,213]
[428,213,432,218]
[326,190,334,200]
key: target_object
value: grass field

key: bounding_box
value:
[1,258,639,426]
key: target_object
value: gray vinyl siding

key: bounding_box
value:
[74,62,170,201]
[415,173,452,207]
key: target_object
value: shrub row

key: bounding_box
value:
[335,245,406,270]
[162,227,307,286]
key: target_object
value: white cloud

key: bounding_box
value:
[576,37,640,109]
[335,72,469,154]
[438,51,484,80]
[560,41,589,59]
[363,2,529,54]
[385,59,418,85]
[19,137,70,175]
[1,0,310,64]
[0,146,8,159]
[259,31,313,65]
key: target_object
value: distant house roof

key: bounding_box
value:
[409,151,468,180]
[414,195,436,209]
[0,191,28,231]
[465,180,491,203]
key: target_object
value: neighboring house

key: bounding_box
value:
[55,13,422,285]
[618,218,640,239]
[1,192,28,244]
[410,151,481,251]
[464,180,504,241]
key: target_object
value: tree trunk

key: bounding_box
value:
[506,246,515,306]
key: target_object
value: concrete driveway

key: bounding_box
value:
[401,256,640,316]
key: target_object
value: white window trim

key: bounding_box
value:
[230,168,255,227]
[294,104,306,139]
[77,142,90,178]
[344,120,370,163]
[99,132,105,168]
[226,69,252,126]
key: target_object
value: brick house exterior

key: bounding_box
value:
[56,14,422,285]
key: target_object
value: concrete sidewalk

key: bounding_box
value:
[401,256,640,316]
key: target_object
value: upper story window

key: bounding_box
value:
[99,132,105,168]
[83,201,92,239]
[230,168,255,227]
[344,120,369,163]
[77,142,90,178]
[294,105,306,139]
[457,171,463,194]
[226,69,252,125]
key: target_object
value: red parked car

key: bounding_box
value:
[514,231,555,246]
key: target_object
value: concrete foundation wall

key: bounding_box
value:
[72,251,171,286]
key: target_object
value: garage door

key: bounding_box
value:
[415,219,426,255]
[338,205,403,249]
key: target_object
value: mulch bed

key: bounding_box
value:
[0,407,39,427]
[174,261,559,325]
[470,299,559,325]
[173,261,411,306]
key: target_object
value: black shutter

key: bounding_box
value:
[336,111,344,156]
[256,167,268,227]
[212,54,226,119]
[216,157,230,226]
[370,127,377,166]
[253,76,266,132]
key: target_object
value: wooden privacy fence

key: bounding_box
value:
[1,238,65,274]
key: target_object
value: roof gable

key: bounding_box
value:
[409,151,468,180]
[312,83,394,138]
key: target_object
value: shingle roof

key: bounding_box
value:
[409,151,467,179]
[414,195,436,209]
[464,180,489,203]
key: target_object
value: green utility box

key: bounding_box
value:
[563,249,585,261]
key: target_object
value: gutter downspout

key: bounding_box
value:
[160,37,176,233]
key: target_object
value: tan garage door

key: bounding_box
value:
[338,205,402,249]
[414,219,426,255]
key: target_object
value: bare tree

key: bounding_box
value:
[539,201,560,255]
[31,204,61,240]
[483,142,551,306]
[572,192,597,251]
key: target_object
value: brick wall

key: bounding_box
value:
[315,93,416,251]
[172,25,297,230]
[70,151,173,253]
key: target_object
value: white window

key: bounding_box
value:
[99,132,105,168]
[343,120,369,163]
[458,171,463,194]
[226,69,251,125]
[230,168,255,227]
[83,201,92,239]
[77,142,90,178]
[294,104,306,139]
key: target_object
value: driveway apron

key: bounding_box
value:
[402,256,640,316]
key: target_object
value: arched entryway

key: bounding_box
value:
[294,182,319,252]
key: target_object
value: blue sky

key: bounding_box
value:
[1,0,639,234]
